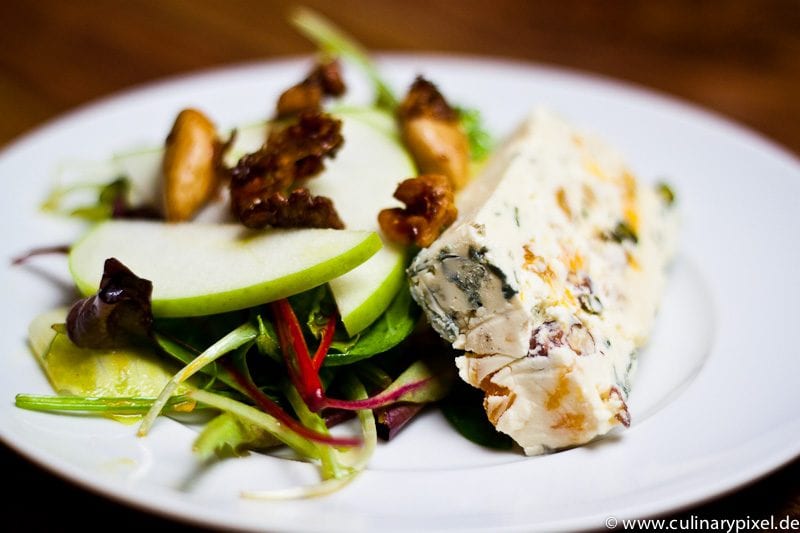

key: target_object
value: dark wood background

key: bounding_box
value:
[0,1,797,530]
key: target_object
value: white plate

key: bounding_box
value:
[1,56,799,532]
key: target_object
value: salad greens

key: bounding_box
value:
[42,176,159,221]
[193,411,281,461]
[15,7,508,499]
[14,394,197,415]
[326,286,420,365]
[41,177,128,221]
[441,380,514,450]
[456,106,493,162]
[138,321,259,436]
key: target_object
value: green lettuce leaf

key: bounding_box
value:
[456,106,493,162]
[193,412,281,461]
[440,380,513,450]
[325,287,419,366]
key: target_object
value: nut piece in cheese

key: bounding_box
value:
[408,108,677,454]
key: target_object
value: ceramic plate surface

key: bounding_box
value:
[1,56,799,532]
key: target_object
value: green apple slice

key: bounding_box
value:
[308,110,416,335]
[69,220,381,317]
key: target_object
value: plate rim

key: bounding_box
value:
[2,53,799,531]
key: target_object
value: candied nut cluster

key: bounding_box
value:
[230,111,345,229]
[378,174,457,247]
[276,60,346,118]
[397,77,470,190]
[242,188,343,229]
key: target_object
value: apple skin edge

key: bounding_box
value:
[69,222,382,318]
[316,110,417,336]
[150,231,381,317]
[337,246,408,336]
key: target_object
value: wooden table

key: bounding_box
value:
[1,1,798,529]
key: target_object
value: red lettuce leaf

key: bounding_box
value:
[66,258,154,349]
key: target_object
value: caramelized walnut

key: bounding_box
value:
[237,188,343,229]
[276,60,346,118]
[268,111,344,180]
[397,77,470,189]
[378,174,457,247]
[229,111,344,229]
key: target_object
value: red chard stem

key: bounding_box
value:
[321,378,430,411]
[272,299,325,411]
[312,314,337,371]
[224,361,361,447]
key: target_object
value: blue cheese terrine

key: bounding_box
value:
[408,109,677,455]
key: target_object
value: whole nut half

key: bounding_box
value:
[401,117,470,190]
[162,108,220,222]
